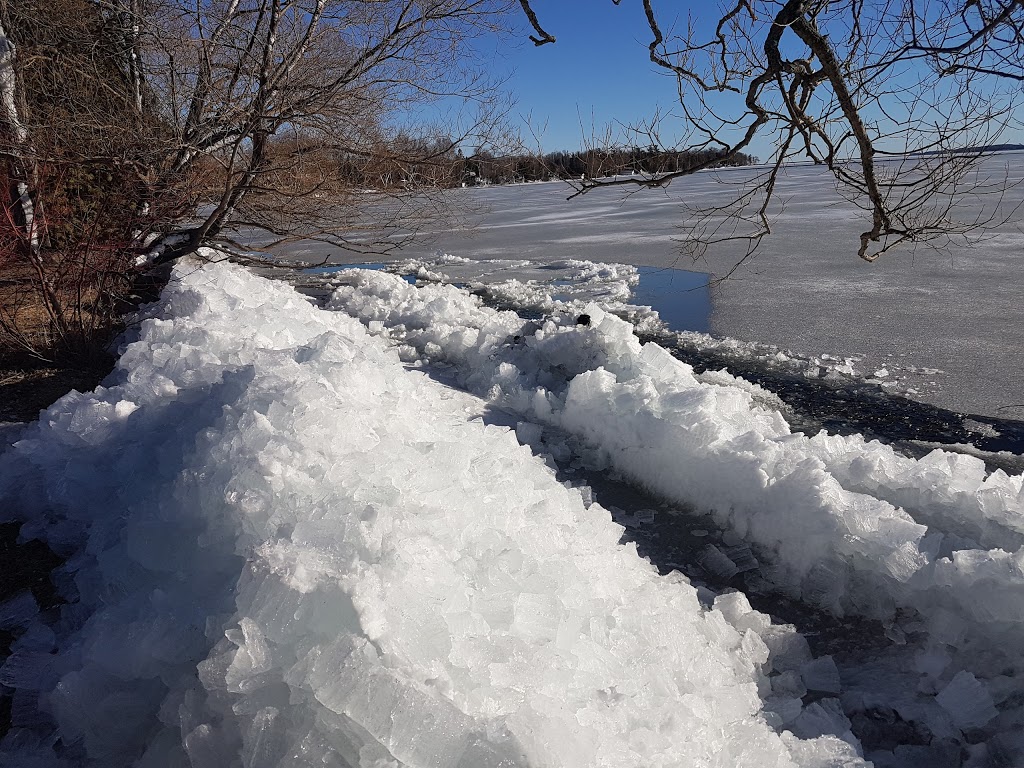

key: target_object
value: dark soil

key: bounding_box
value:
[0,360,111,424]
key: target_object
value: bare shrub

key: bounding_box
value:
[1,0,517,361]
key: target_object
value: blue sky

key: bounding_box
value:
[493,2,1022,158]
[498,2,697,153]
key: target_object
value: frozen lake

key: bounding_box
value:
[276,153,1024,419]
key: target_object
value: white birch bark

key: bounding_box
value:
[127,0,143,114]
[0,18,38,251]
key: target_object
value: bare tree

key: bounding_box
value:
[1,0,516,360]
[0,8,35,252]
[0,0,168,361]
[518,1,1023,263]
[136,0,514,262]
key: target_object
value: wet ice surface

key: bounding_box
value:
[272,154,1024,420]
[631,266,711,333]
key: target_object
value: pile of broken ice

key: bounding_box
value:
[1,257,1022,766]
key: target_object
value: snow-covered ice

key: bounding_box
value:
[2,255,1024,766]
[272,154,1024,419]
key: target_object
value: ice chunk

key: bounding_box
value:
[512,593,561,643]
[225,618,274,694]
[698,545,740,581]
[723,544,759,573]
[0,591,38,630]
[241,707,284,768]
[800,561,846,610]
[515,421,543,446]
[781,731,867,767]
[713,591,770,634]
[765,695,804,725]
[801,656,842,695]
[791,698,855,746]
[739,629,770,668]
[927,608,968,647]
[935,671,998,730]
[761,625,813,673]
[325,665,475,767]
[184,724,231,768]
[772,670,807,699]
[0,652,57,690]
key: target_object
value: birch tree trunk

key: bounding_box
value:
[0,11,39,253]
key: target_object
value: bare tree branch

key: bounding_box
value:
[519,0,1023,264]
[517,0,555,46]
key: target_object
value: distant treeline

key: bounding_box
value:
[313,138,760,190]
[464,146,759,185]
[915,143,1024,156]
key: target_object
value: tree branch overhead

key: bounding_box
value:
[518,0,1023,263]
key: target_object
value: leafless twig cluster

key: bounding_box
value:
[1,0,517,360]
[520,0,1023,262]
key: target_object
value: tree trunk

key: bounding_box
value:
[0,13,38,253]
[0,10,69,340]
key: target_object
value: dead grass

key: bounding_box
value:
[0,271,115,423]
[0,251,133,366]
